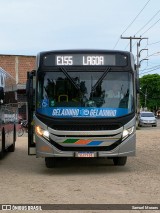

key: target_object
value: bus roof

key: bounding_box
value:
[38,49,133,56]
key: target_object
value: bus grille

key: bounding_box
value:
[51,124,120,131]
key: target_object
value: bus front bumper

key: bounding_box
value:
[35,133,136,158]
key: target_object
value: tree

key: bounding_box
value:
[140,74,160,112]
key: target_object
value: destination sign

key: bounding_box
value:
[43,53,127,66]
[56,55,106,66]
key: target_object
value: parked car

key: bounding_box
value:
[138,111,157,127]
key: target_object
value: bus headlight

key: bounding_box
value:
[122,126,134,140]
[35,126,50,139]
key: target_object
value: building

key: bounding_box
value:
[0,54,36,120]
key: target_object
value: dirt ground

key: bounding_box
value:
[0,120,160,213]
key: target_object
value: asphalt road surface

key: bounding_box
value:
[0,120,160,212]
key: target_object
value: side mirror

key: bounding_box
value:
[0,87,4,100]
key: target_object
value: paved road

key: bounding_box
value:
[0,121,160,212]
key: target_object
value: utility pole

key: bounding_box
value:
[121,36,148,115]
[121,36,143,52]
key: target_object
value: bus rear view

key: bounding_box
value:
[27,50,137,168]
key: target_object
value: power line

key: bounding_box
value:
[143,51,160,59]
[127,10,160,50]
[140,65,160,72]
[113,0,151,49]
[140,67,160,74]
[148,40,160,45]
[113,38,121,50]
[125,8,160,50]
[141,17,160,35]
[139,67,160,75]
[134,9,160,36]
[124,41,130,50]
[121,0,151,35]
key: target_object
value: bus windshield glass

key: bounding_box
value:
[37,68,134,118]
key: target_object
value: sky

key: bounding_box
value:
[0,0,160,75]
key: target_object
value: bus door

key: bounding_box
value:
[26,71,36,155]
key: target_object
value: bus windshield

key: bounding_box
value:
[36,68,134,118]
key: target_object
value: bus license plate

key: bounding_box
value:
[76,152,96,157]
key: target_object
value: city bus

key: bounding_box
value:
[0,67,17,159]
[27,50,137,168]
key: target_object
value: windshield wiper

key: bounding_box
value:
[60,67,80,90]
[91,67,111,93]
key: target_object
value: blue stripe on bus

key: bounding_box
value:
[37,107,129,118]
[87,141,103,146]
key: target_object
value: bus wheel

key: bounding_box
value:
[45,157,57,168]
[113,157,127,166]
[8,141,15,152]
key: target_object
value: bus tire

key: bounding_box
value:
[0,131,5,159]
[45,157,57,168]
[113,156,127,166]
[8,142,15,152]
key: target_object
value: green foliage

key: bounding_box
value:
[140,74,160,111]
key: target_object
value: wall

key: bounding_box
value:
[0,54,36,120]
[0,54,36,84]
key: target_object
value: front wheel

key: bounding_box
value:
[45,157,57,168]
[8,141,15,152]
[113,157,127,166]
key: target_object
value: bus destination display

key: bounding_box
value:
[56,55,108,66]
[55,54,115,66]
[43,53,127,66]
